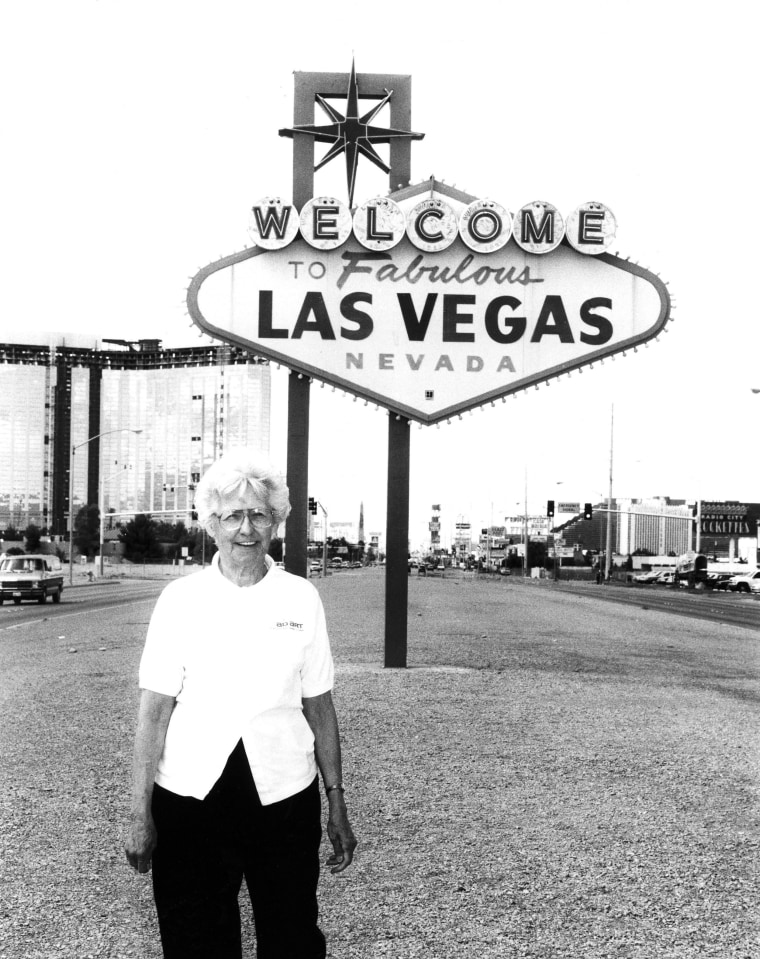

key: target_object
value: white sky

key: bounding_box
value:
[2,0,758,549]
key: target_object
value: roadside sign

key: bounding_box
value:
[557,501,580,513]
[189,202,670,426]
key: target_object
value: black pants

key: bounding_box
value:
[151,740,326,959]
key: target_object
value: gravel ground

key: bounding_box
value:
[1,570,758,958]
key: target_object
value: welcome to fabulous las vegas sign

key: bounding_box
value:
[187,65,670,425]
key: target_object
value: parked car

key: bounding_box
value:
[705,572,734,591]
[351,561,362,569]
[726,569,760,593]
[0,554,64,605]
[633,570,662,584]
[655,570,675,585]
[309,561,322,572]
[329,558,343,569]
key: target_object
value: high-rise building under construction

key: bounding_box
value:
[0,335,270,534]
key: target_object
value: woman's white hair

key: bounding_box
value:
[195,448,291,533]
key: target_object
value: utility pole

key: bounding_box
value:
[523,467,529,578]
[604,405,614,582]
[319,501,328,576]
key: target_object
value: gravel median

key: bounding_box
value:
[1,570,758,958]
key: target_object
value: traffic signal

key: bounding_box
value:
[546,500,555,518]
[583,503,593,520]
[308,497,317,515]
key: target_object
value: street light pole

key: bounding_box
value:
[68,428,142,586]
[99,464,130,576]
[68,441,76,587]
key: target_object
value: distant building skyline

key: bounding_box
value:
[0,336,270,534]
[456,496,758,563]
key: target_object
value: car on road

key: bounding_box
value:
[0,554,64,605]
[725,568,760,593]
[351,561,362,569]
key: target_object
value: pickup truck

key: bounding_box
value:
[0,554,64,604]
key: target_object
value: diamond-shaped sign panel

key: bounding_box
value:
[188,231,669,424]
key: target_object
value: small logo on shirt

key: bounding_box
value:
[275,621,304,631]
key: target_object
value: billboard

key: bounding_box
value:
[700,502,760,535]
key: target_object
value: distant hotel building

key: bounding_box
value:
[552,497,692,556]
[0,335,271,534]
[554,497,758,562]
[615,497,692,556]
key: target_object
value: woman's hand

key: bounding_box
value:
[326,793,357,874]
[125,813,157,873]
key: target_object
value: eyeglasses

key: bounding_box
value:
[217,509,274,531]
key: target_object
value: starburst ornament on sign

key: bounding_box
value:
[279,59,424,208]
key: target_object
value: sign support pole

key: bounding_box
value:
[285,371,310,578]
[385,415,410,667]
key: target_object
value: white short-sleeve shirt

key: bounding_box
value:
[138,554,334,804]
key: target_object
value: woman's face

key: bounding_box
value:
[210,487,274,580]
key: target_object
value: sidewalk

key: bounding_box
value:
[66,561,199,586]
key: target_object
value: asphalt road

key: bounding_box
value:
[0,579,165,631]
[550,580,760,632]
[1,573,757,634]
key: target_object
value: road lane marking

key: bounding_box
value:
[0,597,159,631]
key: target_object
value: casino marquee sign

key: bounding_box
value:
[188,187,670,427]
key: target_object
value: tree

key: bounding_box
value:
[156,521,199,561]
[156,520,189,543]
[74,505,100,559]
[268,537,284,562]
[24,524,42,553]
[527,540,547,568]
[119,514,163,562]
[506,550,522,570]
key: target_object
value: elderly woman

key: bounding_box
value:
[125,449,356,959]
